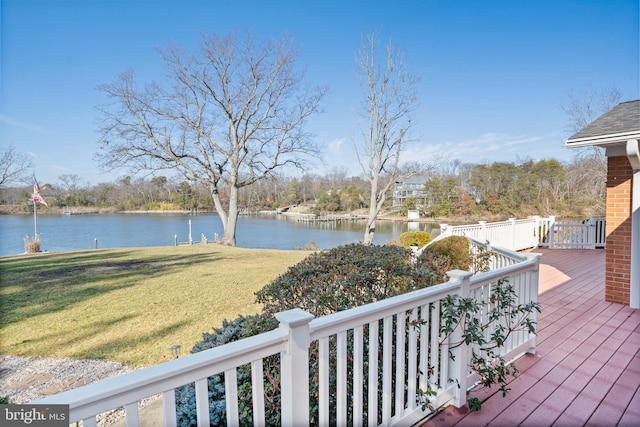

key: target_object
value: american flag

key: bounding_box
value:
[33,178,48,206]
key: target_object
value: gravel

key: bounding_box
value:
[0,355,137,426]
[0,355,132,404]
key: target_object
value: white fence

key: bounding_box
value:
[543,216,606,249]
[35,242,541,427]
[430,216,606,252]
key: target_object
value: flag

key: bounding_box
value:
[33,178,48,206]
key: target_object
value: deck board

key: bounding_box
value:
[420,248,640,427]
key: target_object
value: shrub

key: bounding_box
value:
[23,235,41,253]
[294,241,320,251]
[398,231,431,249]
[255,243,437,317]
[179,244,439,426]
[418,278,541,411]
[175,314,280,427]
[416,236,471,281]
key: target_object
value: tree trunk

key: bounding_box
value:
[363,184,379,245]
[363,206,377,245]
[220,186,239,246]
[210,185,239,246]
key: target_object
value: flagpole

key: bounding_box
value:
[34,198,38,237]
[32,174,47,240]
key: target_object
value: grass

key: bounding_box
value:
[0,245,310,368]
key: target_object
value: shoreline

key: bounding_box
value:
[0,205,489,224]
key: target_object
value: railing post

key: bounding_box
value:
[549,215,556,248]
[276,308,314,427]
[478,221,487,243]
[531,216,540,247]
[446,269,473,408]
[524,253,542,354]
[508,218,516,250]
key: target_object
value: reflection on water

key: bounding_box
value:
[0,213,441,257]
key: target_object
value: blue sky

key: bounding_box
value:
[1,0,638,186]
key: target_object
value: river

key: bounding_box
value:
[0,212,440,257]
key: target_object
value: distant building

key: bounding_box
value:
[393,175,428,206]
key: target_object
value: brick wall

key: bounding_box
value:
[605,156,633,304]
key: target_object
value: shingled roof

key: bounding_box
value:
[565,99,640,147]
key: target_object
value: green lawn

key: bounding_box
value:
[0,245,310,368]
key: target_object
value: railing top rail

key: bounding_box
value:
[311,247,540,341]
[34,328,287,419]
[465,235,528,261]
[469,254,540,288]
[309,280,460,341]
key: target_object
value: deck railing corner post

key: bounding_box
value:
[549,216,556,248]
[275,308,315,427]
[479,220,487,243]
[525,252,542,353]
[445,270,473,408]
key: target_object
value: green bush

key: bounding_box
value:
[179,244,444,426]
[175,315,280,427]
[398,231,431,249]
[255,243,437,317]
[416,236,472,281]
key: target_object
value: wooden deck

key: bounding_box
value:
[421,248,640,427]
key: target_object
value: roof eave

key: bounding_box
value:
[565,131,640,148]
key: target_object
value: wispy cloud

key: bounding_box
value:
[328,137,347,153]
[0,114,42,131]
[402,133,544,165]
[51,164,71,172]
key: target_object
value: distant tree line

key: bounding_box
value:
[410,156,605,219]
[0,154,604,219]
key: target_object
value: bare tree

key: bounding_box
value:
[353,33,419,245]
[326,166,350,190]
[96,32,326,245]
[561,86,622,215]
[564,156,607,215]
[0,145,32,186]
[58,174,83,194]
[561,85,623,166]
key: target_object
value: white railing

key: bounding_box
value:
[34,241,541,427]
[544,216,606,249]
[423,216,606,253]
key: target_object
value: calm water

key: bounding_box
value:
[0,213,439,257]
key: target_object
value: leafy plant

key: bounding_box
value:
[398,231,432,249]
[175,315,280,427]
[417,277,541,411]
[415,236,496,282]
[256,243,437,317]
[180,243,439,426]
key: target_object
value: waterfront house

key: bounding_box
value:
[565,99,640,308]
[393,174,428,206]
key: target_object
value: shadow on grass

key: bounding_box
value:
[14,314,139,350]
[75,318,192,363]
[9,312,191,364]
[0,249,224,325]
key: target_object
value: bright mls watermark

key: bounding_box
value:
[1,404,69,426]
